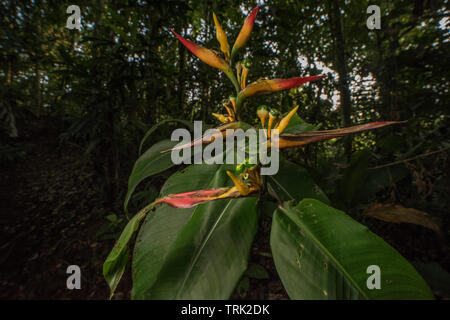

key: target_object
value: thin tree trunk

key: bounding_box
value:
[328,0,352,160]
[35,68,41,115]
[95,0,118,205]
[35,14,42,116]
[7,62,12,86]
[178,40,186,118]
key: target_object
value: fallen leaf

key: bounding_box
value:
[364,203,441,234]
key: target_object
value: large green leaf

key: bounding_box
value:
[267,157,330,204]
[270,199,434,299]
[132,163,258,299]
[124,139,178,212]
[138,119,193,155]
[132,164,228,301]
[103,203,152,298]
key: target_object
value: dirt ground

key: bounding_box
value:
[0,123,114,299]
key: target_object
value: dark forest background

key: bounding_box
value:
[1,0,449,299]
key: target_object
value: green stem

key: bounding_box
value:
[225,69,240,95]
[235,94,245,115]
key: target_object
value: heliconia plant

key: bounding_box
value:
[103,6,433,300]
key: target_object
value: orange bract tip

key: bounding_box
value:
[277,105,299,134]
[231,6,259,59]
[171,29,229,72]
[213,12,230,62]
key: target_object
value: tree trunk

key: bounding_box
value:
[178,40,186,118]
[35,68,41,115]
[35,14,42,116]
[328,0,352,161]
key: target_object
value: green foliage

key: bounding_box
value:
[124,140,179,213]
[267,157,330,204]
[139,119,194,155]
[100,2,443,300]
[103,205,149,298]
[271,199,434,299]
[132,163,258,299]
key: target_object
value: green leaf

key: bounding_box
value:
[124,139,178,213]
[103,204,151,298]
[139,119,193,155]
[132,163,258,299]
[282,113,317,134]
[104,247,129,299]
[267,157,330,204]
[270,199,434,299]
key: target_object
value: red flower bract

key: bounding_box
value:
[153,187,237,208]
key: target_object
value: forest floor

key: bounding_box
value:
[0,120,448,299]
[0,122,117,299]
[0,121,288,299]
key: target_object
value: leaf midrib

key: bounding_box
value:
[145,163,233,299]
[268,175,295,200]
[173,163,232,299]
[175,199,233,299]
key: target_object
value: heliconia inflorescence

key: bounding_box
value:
[165,7,404,199]
[104,6,409,299]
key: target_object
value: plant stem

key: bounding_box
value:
[225,69,241,94]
